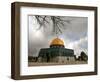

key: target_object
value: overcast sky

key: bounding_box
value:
[28,15,88,57]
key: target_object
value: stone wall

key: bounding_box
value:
[38,56,75,63]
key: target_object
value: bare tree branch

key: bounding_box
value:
[34,15,72,36]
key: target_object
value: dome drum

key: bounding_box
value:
[50,45,64,48]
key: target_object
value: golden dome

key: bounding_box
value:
[50,38,64,46]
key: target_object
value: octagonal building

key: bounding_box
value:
[38,38,75,63]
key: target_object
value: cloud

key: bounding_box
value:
[60,17,88,41]
[66,37,88,56]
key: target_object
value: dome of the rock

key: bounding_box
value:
[50,38,64,46]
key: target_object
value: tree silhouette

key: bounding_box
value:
[80,51,88,61]
[34,15,72,36]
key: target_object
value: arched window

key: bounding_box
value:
[67,57,69,61]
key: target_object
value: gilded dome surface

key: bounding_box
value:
[50,38,64,46]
